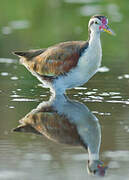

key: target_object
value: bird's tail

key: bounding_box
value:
[12,49,45,60]
[12,124,41,135]
[13,51,28,57]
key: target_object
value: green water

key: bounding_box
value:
[0,0,129,179]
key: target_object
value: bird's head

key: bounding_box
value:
[88,15,115,35]
[87,160,108,176]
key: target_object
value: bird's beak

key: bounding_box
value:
[103,25,115,35]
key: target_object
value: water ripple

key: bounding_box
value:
[0,171,27,179]
[92,111,111,116]
[12,98,39,102]
[98,66,110,73]
[74,87,87,90]
[0,58,17,64]
[118,74,129,80]
[10,76,19,80]
[106,100,129,105]
[104,151,129,161]
[0,72,9,76]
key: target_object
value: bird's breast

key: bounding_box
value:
[77,40,102,81]
[53,38,102,91]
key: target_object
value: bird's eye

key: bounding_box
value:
[95,21,99,24]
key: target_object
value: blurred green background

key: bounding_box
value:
[0,0,128,61]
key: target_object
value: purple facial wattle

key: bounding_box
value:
[99,18,108,30]
[101,18,108,25]
[98,17,115,35]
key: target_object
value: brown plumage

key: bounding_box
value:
[13,41,88,77]
[13,104,83,146]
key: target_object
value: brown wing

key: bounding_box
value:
[13,107,82,145]
[17,41,88,77]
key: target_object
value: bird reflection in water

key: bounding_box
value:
[13,94,107,176]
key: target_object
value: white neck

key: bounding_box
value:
[73,29,102,84]
[89,30,101,45]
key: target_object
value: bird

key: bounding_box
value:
[13,94,107,176]
[13,15,114,95]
